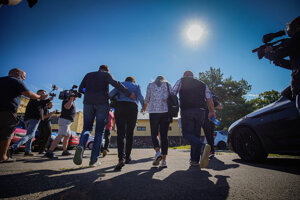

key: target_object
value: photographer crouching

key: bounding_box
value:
[45,89,78,159]
[263,16,300,114]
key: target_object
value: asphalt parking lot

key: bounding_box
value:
[0,149,299,200]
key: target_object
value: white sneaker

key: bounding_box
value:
[161,160,167,168]
[200,144,211,168]
[153,151,162,166]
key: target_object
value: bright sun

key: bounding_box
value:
[186,24,204,41]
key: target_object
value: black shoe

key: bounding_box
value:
[62,150,71,156]
[38,150,46,154]
[24,152,34,156]
[7,147,15,158]
[44,151,58,159]
[209,152,215,160]
[125,157,132,164]
[115,160,125,171]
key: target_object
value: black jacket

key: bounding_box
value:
[79,71,131,105]
[24,99,50,121]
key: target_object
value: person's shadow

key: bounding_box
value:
[40,167,230,200]
[206,157,239,171]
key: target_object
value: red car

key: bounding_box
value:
[10,128,36,150]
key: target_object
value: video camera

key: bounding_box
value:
[252,30,288,59]
[58,85,82,100]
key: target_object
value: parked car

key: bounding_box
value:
[228,89,300,162]
[86,136,94,150]
[10,128,36,151]
[47,129,79,150]
[204,130,228,150]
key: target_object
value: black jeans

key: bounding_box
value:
[37,122,52,152]
[115,101,138,161]
[203,112,215,153]
[149,112,170,155]
[103,129,111,150]
[181,108,205,163]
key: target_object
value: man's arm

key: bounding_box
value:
[136,85,145,107]
[106,73,136,100]
[64,97,75,110]
[273,58,292,70]
[79,74,87,93]
[21,91,41,99]
[172,79,181,95]
[205,86,216,119]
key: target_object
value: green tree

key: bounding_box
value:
[198,67,253,129]
[249,90,281,109]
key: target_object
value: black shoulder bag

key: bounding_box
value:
[166,83,179,118]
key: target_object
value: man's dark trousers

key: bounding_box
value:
[181,108,206,163]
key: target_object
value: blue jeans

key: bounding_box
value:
[12,119,40,153]
[181,108,205,163]
[79,104,109,164]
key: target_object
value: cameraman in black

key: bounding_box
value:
[45,93,77,159]
[264,16,300,114]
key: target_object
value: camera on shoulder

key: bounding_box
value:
[58,85,82,100]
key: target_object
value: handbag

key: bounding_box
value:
[166,83,179,118]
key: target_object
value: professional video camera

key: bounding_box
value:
[252,30,288,59]
[49,84,58,97]
[58,85,82,100]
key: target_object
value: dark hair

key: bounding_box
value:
[125,76,136,83]
[99,65,109,72]
[8,68,24,77]
[37,89,46,94]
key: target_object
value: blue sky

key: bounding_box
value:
[1,0,299,111]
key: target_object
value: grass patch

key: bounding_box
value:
[268,154,300,159]
[169,145,191,150]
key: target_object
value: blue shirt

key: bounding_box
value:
[109,81,144,107]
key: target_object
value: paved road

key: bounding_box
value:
[0,149,299,200]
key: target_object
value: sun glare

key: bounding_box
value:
[186,24,204,41]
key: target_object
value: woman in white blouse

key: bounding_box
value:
[141,75,172,168]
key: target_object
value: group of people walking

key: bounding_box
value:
[72,65,218,170]
[0,65,219,170]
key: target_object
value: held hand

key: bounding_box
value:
[49,96,54,101]
[129,93,136,101]
[208,111,216,119]
[50,111,56,115]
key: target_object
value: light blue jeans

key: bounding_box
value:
[79,104,109,164]
[12,119,40,153]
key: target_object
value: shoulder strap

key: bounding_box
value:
[166,82,171,95]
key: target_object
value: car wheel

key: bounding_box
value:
[233,127,268,162]
[88,142,94,150]
[217,141,227,150]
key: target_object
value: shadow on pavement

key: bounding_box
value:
[0,164,230,200]
[233,158,300,175]
[207,157,239,171]
[41,167,230,200]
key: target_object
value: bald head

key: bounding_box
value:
[183,70,194,78]
[8,68,26,80]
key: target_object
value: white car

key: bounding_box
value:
[204,130,228,150]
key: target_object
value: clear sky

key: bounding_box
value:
[1,0,299,111]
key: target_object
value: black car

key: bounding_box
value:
[228,87,300,162]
